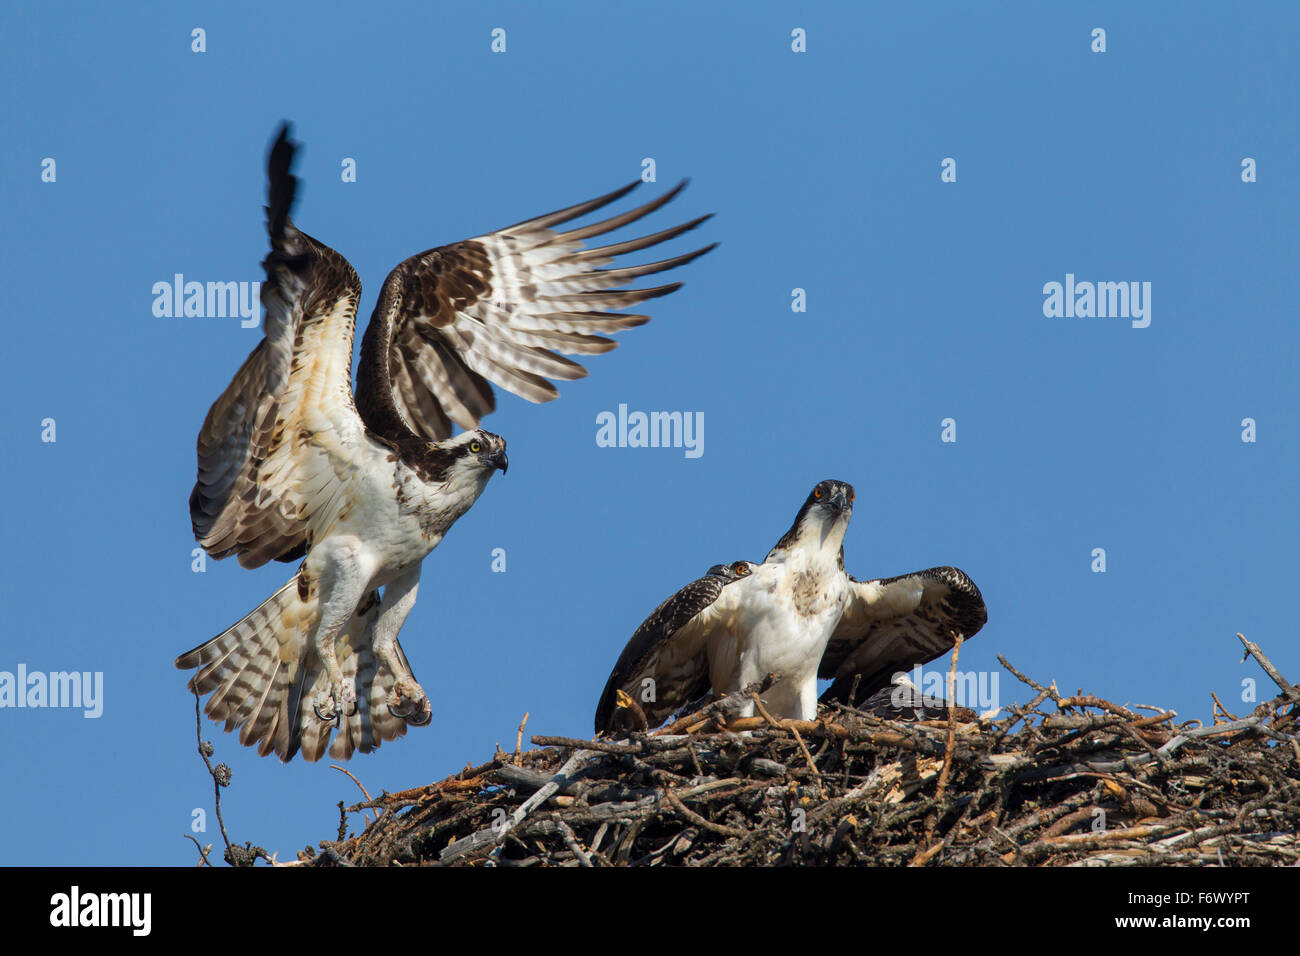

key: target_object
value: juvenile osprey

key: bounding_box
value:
[176,124,713,761]
[594,480,987,733]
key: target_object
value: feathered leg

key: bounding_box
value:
[370,565,429,725]
[304,540,373,725]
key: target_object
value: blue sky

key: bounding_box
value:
[1,1,1295,865]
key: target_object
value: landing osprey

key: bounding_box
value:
[176,124,713,761]
[594,480,987,733]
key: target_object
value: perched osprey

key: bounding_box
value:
[176,124,713,761]
[594,479,987,733]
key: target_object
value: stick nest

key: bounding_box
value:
[297,639,1300,867]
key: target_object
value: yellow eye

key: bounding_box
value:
[814,488,823,499]
[733,562,749,576]
[469,441,482,453]
[849,490,855,502]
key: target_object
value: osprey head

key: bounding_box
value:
[459,428,508,475]
[706,560,756,581]
[768,478,855,559]
[427,428,508,483]
[808,478,853,517]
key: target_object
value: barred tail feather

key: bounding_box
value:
[176,579,420,762]
[328,620,415,761]
[175,579,320,761]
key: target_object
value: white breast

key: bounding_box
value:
[314,439,488,589]
[707,556,848,717]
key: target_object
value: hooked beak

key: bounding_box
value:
[480,448,508,474]
[828,489,848,513]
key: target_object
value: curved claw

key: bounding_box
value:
[313,688,355,725]
[389,698,431,725]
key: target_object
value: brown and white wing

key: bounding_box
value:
[189,124,365,569]
[594,569,739,734]
[356,180,715,440]
[819,567,988,708]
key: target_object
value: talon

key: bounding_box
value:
[336,686,356,726]
[388,698,430,724]
[312,683,355,725]
[388,681,431,725]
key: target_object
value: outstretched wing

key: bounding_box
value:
[189,124,365,569]
[819,567,987,708]
[356,180,716,441]
[594,569,739,734]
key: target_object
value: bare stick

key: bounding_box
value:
[183,834,212,867]
[753,693,825,800]
[192,689,234,862]
[1210,691,1239,723]
[934,634,965,806]
[514,712,530,764]
[556,819,593,867]
[915,633,964,862]
[439,749,592,864]
[1238,633,1300,704]
[330,765,375,827]
[664,789,746,838]
[999,654,1062,703]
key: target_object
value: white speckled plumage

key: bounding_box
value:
[180,123,711,760]
[595,479,988,731]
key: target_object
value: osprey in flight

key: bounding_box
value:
[594,480,987,733]
[176,124,713,761]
